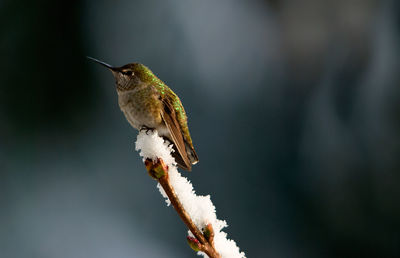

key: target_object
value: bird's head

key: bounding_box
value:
[87,57,155,91]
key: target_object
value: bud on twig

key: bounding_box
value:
[187,236,202,252]
[203,223,215,245]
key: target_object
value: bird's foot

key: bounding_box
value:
[140,126,154,135]
[160,136,173,148]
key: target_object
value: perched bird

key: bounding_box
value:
[88,57,198,171]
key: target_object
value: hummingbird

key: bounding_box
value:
[88,57,199,171]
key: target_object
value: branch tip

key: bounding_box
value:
[145,158,168,179]
[143,158,221,258]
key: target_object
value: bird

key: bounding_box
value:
[88,57,199,171]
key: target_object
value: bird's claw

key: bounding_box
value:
[140,126,153,135]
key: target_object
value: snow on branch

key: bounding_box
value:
[135,130,246,258]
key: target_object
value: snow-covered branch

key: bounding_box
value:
[135,130,245,258]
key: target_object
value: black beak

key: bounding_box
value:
[86,56,116,70]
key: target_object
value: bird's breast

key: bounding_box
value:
[117,86,162,129]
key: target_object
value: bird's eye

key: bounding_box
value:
[123,70,133,76]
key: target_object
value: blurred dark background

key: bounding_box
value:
[1,0,399,257]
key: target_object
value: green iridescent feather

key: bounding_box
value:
[136,64,193,146]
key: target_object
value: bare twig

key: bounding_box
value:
[145,158,221,258]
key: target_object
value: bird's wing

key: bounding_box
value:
[160,95,192,171]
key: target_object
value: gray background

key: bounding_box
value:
[1,0,399,257]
